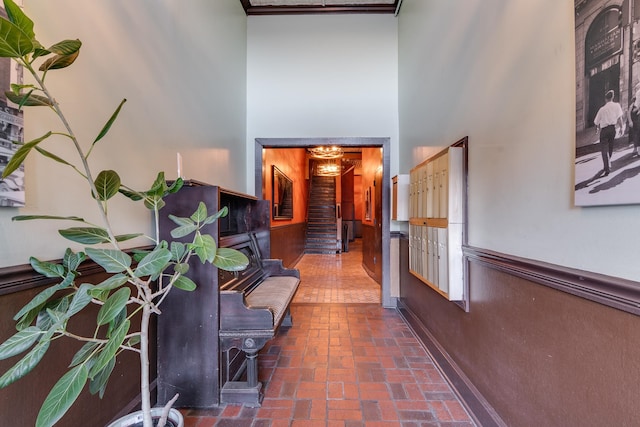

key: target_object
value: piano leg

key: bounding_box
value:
[219,336,270,407]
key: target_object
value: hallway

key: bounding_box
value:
[181,240,476,426]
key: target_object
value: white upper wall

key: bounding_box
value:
[246,14,399,194]
[0,0,247,267]
[399,0,640,281]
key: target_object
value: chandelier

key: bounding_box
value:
[316,161,342,177]
[307,145,343,159]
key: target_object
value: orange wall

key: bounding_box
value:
[354,175,363,220]
[262,148,308,226]
[361,147,382,226]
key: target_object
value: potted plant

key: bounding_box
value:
[0,1,249,426]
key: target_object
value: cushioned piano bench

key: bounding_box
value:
[218,233,300,407]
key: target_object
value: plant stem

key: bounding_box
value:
[22,59,121,250]
[139,303,153,427]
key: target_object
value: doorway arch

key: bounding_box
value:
[254,137,393,308]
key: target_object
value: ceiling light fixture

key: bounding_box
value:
[316,162,342,177]
[308,145,343,159]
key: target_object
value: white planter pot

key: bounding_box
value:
[106,408,184,427]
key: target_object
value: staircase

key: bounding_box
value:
[305,175,339,254]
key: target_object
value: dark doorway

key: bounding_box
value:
[588,63,621,127]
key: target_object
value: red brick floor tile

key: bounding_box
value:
[430,400,453,421]
[446,399,473,421]
[328,381,344,399]
[220,405,242,417]
[177,244,476,427]
[292,421,326,427]
[359,382,391,400]
[328,408,363,420]
[310,400,327,419]
[328,399,361,410]
[293,399,312,419]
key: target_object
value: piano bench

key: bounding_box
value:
[218,232,300,407]
[245,275,299,327]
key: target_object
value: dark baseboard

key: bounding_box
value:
[397,301,506,427]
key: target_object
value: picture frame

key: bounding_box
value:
[0,3,24,207]
[574,1,640,206]
[365,186,371,220]
[272,165,293,220]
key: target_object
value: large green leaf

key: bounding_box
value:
[5,90,52,106]
[36,297,70,332]
[69,342,99,368]
[85,248,131,273]
[169,220,197,239]
[30,257,64,278]
[172,275,197,291]
[1,132,52,178]
[59,227,110,244]
[89,357,115,398]
[213,247,250,272]
[168,215,193,227]
[88,319,129,379]
[143,195,165,211]
[114,233,143,242]
[34,145,74,168]
[204,206,229,225]
[0,340,50,388]
[37,39,81,72]
[0,11,34,58]
[12,214,85,222]
[36,364,88,427]
[47,39,81,56]
[167,177,183,194]
[0,326,41,360]
[44,307,66,327]
[134,247,171,278]
[15,302,44,331]
[118,187,143,201]
[173,263,189,275]
[93,170,121,201]
[145,171,167,197]
[91,274,128,293]
[96,287,130,327]
[106,307,127,338]
[169,241,186,262]
[39,50,79,72]
[13,275,73,322]
[190,201,208,223]
[92,98,126,146]
[191,233,217,264]
[4,0,34,39]
[62,249,86,273]
[66,284,94,317]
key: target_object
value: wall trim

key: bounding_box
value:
[0,261,103,296]
[464,245,640,316]
[0,246,150,296]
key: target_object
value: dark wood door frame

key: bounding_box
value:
[254,137,393,307]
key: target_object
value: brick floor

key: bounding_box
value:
[181,240,476,427]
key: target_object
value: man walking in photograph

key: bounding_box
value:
[593,89,624,176]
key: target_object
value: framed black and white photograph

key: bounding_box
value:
[574,0,640,206]
[0,2,24,207]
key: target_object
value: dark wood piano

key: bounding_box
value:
[157,182,299,408]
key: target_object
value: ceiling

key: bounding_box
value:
[239,0,402,15]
